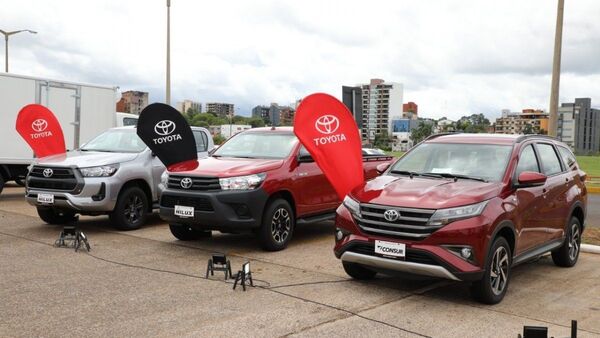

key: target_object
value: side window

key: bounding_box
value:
[515,145,540,177]
[536,143,563,176]
[558,146,577,169]
[192,130,208,152]
[298,146,313,162]
[123,117,138,126]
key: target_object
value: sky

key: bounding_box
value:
[1,0,599,119]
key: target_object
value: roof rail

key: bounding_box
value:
[515,134,559,143]
[423,132,461,141]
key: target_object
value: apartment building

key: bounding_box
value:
[205,102,234,118]
[494,109,549,134]
[558,98,600,154]
[176,100,201,114]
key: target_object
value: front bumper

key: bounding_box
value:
[159,188,269,231]
[334,204,487,282]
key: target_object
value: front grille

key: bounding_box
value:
[347,243,439,266]
[167,175,220,191]
[28,166,78,191]
[160,194,214,212]
[355,203,437,240]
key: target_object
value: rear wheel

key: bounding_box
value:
[109,186,148,230]
[37,207,77,225]
[169,224,211,241]
[552,217,581,267]
[471,236,511,304]
[342,261,377,280]
[258,198,294,251]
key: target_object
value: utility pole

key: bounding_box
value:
[548,0,565,137]
[0,29,37,72]
[166,0,171,105]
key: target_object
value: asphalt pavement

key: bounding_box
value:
[1,185,599,337]
[588,193,600,227]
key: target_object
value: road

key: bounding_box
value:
[588,193,600,227]
[1,184,599,337]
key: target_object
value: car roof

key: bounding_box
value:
[243,126,294,134]
[425,133,561,146]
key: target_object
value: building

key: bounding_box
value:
[205,102,234,118]
[402,102,418,120]
[342,86,363,129]
[252,105,270,123]
[494,109,548,134]
[353,79,403,142]
[435,118,456,133]
[557,98,600,154]
[117,91,148,115]
[279,106,295,126]
[210,124,252,139]
[252,103,295,126]
[176,100,201,114]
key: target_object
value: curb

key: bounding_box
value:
[587,185,600,194]
[581,244,600,254]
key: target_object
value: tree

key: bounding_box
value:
[456,113,490,133]
[410,122,433,144]
[523,124,534,135]
[247,117,265,128]
[373,131,392,151]
[213,134,226,145]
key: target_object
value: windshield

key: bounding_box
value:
[390,143,513,182]
[80,129,146,153]
[213,133,297,159]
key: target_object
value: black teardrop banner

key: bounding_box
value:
[137,103,198,169]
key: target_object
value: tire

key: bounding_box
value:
[552,217,582,267]
[342,261,377,280]
[109,186,148,230]
[258,198,295,251]
[471,236,512,304]
[37,207,77,225]
[169,224,212,241]
[0,175,5,194]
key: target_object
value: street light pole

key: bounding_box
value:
[548,0,565,137]
[166,0,171,106]
[0,29,37,72]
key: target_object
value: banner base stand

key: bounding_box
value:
[54,224,90,252]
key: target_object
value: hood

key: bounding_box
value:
[35,150,140,167]
[351,174,503,209]
[171,156,284,177]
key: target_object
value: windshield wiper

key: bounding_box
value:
[390,170,420,178]
[422,172,488,182]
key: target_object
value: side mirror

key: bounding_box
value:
[516,171,547,188]
[376,163,391,174]
[297,154,314,163]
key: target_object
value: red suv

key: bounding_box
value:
[334,134,587,304]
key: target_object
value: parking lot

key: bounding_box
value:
[1,184,599,338]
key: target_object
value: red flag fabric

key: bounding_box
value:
[15,104,66,158]
[293,93,364,199]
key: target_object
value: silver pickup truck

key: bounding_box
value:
[25,126,213,230]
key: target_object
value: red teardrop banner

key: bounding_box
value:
[15,104,66,158]
[293,93,364,199]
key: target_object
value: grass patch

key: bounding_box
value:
[385,151,405,158]
[576,155,600,177]
[583,227,600,246]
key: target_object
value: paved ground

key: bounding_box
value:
[588,194,600,227]
[1,184,599,337]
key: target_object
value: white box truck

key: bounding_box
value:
[0,73,119,193]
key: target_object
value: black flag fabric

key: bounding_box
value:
[137,103,198,169]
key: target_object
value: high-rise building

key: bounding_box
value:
[279,106,295,126]
[345,79,403,141]
[557,98,600,154]
[494,109,548,134]
[176,100,201,114]
[118,91,149,115]
[205,102,234,118]
[252,105,270,123]
[252,103,294,126]
[342,86,363,129]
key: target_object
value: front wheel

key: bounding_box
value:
[109,186,148,230]
[471,236,512,304]
[169,224,211,241]
[37,207,77,225]
[258,198,294,251]
[552,217,582,267]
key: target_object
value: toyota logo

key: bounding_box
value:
[180,177,193,189]
[42,168,54,178]
[383,209,400,222]
[314,115,340,135]
[32,119,48,132]
[154,120,176,136]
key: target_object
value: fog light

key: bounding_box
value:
[461,247,472,259]
[335,230,344,241]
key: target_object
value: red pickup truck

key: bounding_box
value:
[158,127,393,250]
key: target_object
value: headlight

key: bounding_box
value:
[427,200,488,226]
[219,173,266,190]
[343,195,361,216]
[160,171,169,185]
[79,164,119,177]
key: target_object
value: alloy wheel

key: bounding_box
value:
[490,246,509,295]
[271,208,291,244]
[568,223,580,261]
[124,195,144,224]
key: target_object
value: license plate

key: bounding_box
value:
[174,205,194,218]
[374,240,406,258]
[37,193,54,204]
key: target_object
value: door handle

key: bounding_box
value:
[298,172,308,177]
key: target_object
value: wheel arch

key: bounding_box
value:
[569,201,585,231]
[489,220,517,259]
[119,179,153,211]
[268,190,296,217]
